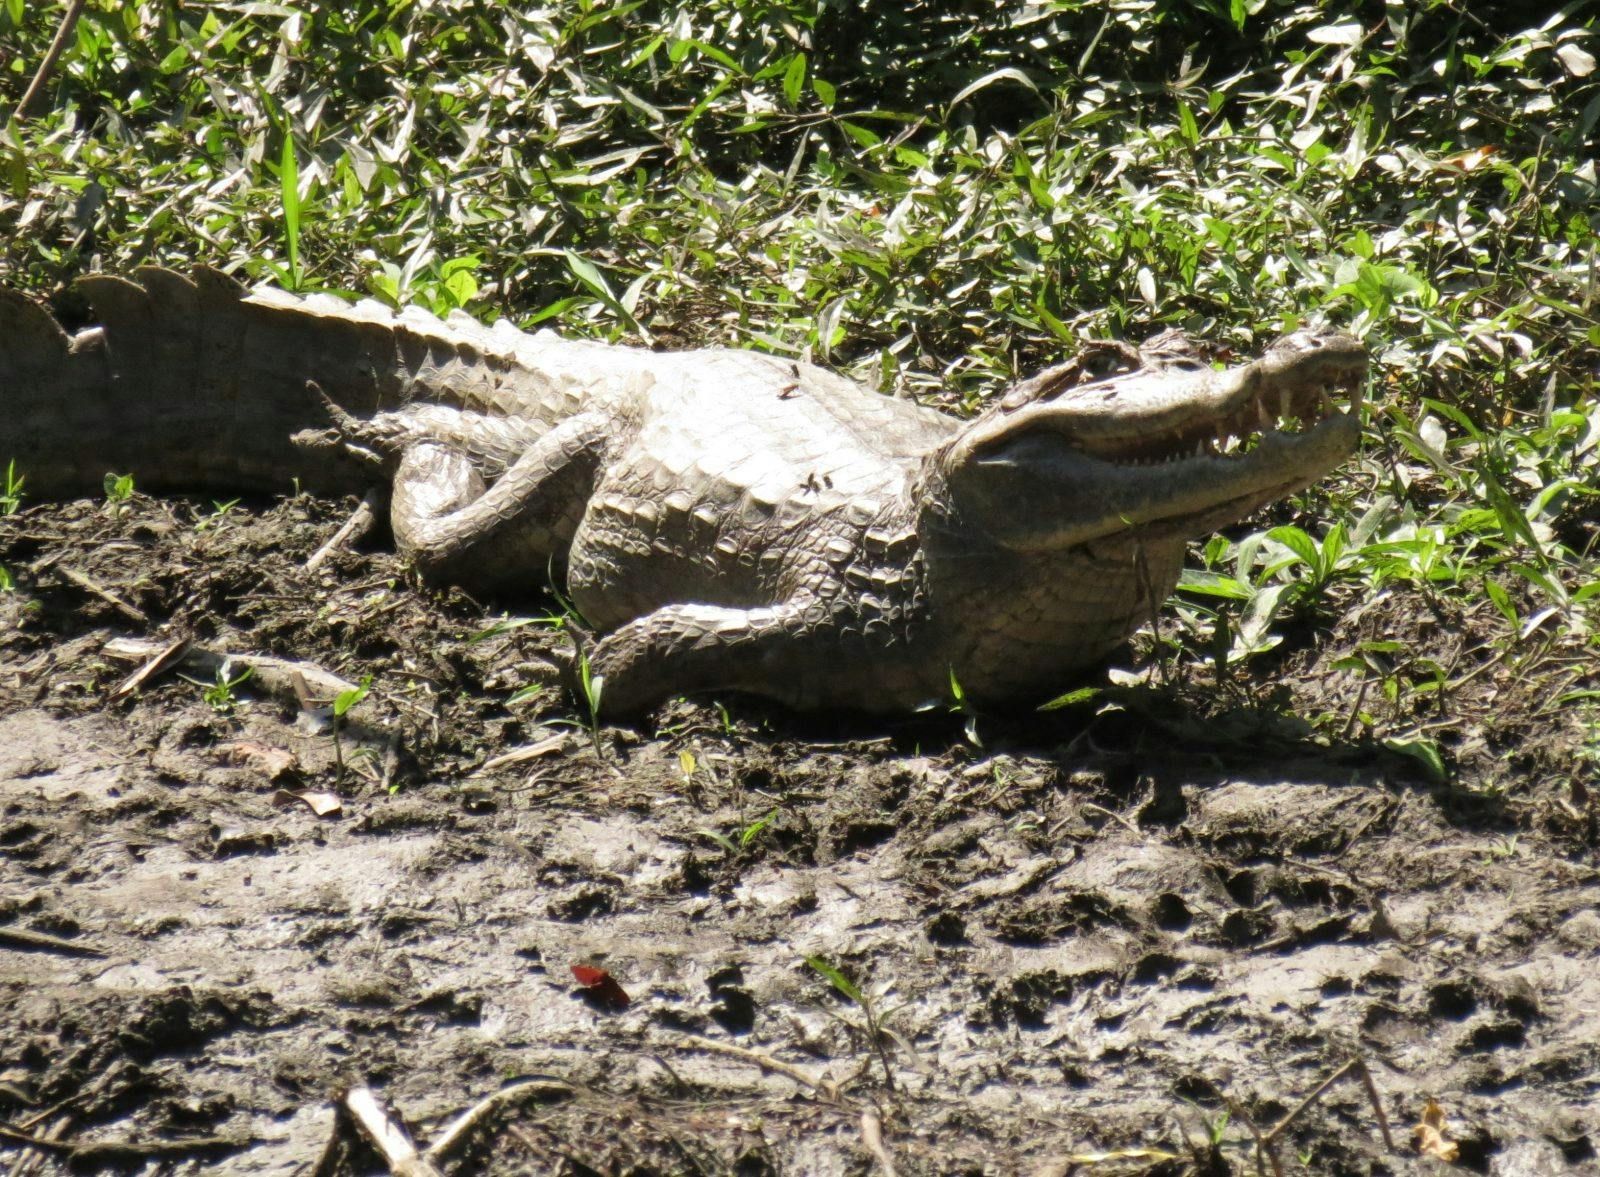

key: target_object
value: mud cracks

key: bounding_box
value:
[2,496,1597,1174]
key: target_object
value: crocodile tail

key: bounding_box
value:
[0,266,549,498]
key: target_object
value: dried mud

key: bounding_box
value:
[1,494,1597,1175]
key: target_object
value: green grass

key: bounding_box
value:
[2,0,1597,780]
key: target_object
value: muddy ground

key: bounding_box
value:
[1,492,1597,1176]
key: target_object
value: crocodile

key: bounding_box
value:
[0,267,1367,714]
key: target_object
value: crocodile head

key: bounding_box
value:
[937,329,1368,550]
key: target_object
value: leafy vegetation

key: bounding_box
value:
[2,0,1597,783]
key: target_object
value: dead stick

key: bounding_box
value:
[425,1078,571,1162]
[342,1087,443,1177]
[108,637,191,701]
[306,490,380,571]
[0,927,107,959]
[504,1122,551,1160]
[5,1112,69,1177]
[104,637,358,703]
[56,566,147,624]
[1263,1057,1384,1149]
[672,1033,839,1099]
[0,1123,238,1163]
[11,0,87,121]
[1355,1060,1395,1151]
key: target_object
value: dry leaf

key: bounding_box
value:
[1412,1097,1459,1162]
[224,741,299,779]
[272,789,344,817]
[1439,145,1495,172]
[480,733,568,772]
[570,963,631,1009]
[1036,1148,1182,1173]
[1555,42,1596,78]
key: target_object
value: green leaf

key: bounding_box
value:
[1383,737,1448,784]
[1038,686,1103,711]
[683,38,740,72]
[563,250,651,343]
[839,121,881,147]
[782,53,807,108]
[1177,569,1254,599]
[280,132,301,290]
[740,808,779,847]
[948,67,1038,108]
[699,828,738,855]
[1483,578,1517,627]
[805,956,863,1005]
[333,675,371,718]
[1177,102,1199,145]
[1478,463,1545,563]
[1267,525,1320,569]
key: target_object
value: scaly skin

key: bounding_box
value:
[0,268,1368,714]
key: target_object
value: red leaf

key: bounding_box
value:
[570,964,630,1009]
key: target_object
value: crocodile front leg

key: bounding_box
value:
[589,596,847,714]
[389,410,610,591]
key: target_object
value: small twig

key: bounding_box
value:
[0,1123,239,1164]
[479,734,570,773]
[378,730,402,793]
[330,1079,573,1175]
[54,566,147,624]
[104,636,358,704]
[426,1078,571,1162]
[1355,1059,1396,1151]
[1230,1099,1281,1177]
[1262,1056,1392,1155]
[342,1087,442,1177]
[504,1122,552,1160]
[1263,1058,1359,1144]
[108,636,195,701]
[1079,801,1143,838]
[306,489,381,571]
[6,1112,70,1177]
[11,0,88,121]
[0,926,107,959]
[671,1034,840,1099]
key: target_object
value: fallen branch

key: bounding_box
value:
[332,1079,573,1176]
[108,637,192,702]
[0,1122,240,1164]
[1260,1056,1394,1165]
[10,0,88,121]
[4,1110,71,1177]
[342,1087,442,1177]
[55,565,147,624]
[670,1033,840,1100]
[426,1078,572,1161]
[104,637,359,704]
[479,734,570,773]
[0,926,107,959]
[306,490,381,571]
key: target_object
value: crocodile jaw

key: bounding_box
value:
[939,330,1368,551]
